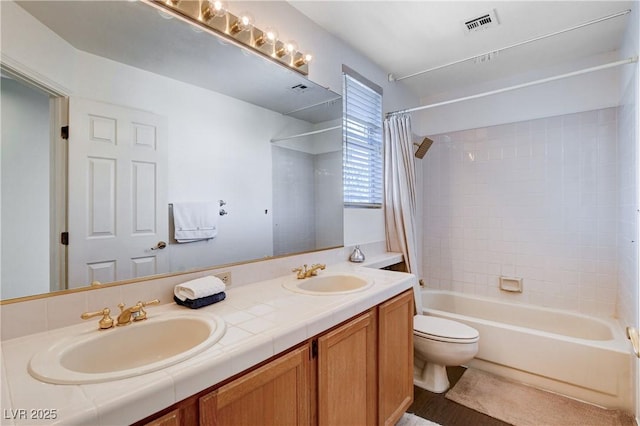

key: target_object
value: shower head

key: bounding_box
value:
[414,137,433,159]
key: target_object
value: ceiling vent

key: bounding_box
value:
[290,83,309,94]
[464,10,499,33]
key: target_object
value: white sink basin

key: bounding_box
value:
[282,274,373,295]
[28,312,226,384]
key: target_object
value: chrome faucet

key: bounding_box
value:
[292,263,326,279]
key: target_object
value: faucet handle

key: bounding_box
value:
[292,265,307,279]
[134,299,160,321]
[81,308,114,330]
[309,264,326,276]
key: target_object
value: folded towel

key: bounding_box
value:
[174,292,226,309]
[174,276,226,302]
[172,201,218,243]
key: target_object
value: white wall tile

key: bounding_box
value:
[615,69,638,327]
[421,107,622,318]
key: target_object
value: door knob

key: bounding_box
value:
[151,241,167,250]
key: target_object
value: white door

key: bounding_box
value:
[67,98,168,288]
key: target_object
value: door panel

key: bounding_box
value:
[68,98,168,288]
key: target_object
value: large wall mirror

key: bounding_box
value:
[1,0,343,301]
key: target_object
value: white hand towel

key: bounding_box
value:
[173,201,218,243]
[174,276,226,301]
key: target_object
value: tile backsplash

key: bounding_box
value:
[0,241,387,340]
[421,108,620,318]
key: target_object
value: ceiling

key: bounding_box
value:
[290,1,633,100]
[14,1,633,109]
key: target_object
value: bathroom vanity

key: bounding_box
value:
[139,289,413,426]
[1,260,415,425]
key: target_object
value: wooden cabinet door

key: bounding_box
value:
[143,408,181,426]
[378,290,414,426]
[317,310,377,426]
[199,345,310,426]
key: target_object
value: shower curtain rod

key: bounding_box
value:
[270,125,341,143]
[389,9,631,82]
[386,56,638,117]
[283,97,342,116]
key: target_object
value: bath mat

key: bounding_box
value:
[395,412,441,426]
[446,369,634,426]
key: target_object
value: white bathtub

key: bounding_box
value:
[421,290,632,411]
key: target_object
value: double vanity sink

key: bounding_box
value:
[27,274,372,385]
[2,257,413,425]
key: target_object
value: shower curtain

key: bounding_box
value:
[383,114,421,279]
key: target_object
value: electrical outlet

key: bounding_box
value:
[214,271,232,286]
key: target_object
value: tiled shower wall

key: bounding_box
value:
[272,147,343,256]
[272,146,316,255]
[422,108,619,318]
[617,73,638,327]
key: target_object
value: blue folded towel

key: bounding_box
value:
[174,292,226,309]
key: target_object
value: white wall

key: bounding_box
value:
[0,1,75,93]
[0,78,51,299]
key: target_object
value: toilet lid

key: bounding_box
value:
[413,315,479,342]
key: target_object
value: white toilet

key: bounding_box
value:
[412,287,479,393]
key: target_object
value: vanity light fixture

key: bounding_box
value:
[150,0,312,75]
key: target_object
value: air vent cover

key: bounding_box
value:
[290,83,309,94]
[464,10,499,33]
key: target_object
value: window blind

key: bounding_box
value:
[343,73,383,208]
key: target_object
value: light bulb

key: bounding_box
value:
[211,0,226,17]
[230,12,254,34]
[294,52,313,67]
[276,40,297,58]
[265,29,279,43]
[201,0,226,21]
[256,27,279,47]
[285,41,298,54]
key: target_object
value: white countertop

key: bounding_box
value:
[1,257,414,425]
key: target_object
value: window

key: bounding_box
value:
[343,67,383,208]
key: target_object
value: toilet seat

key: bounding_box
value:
[413,315,479,343]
